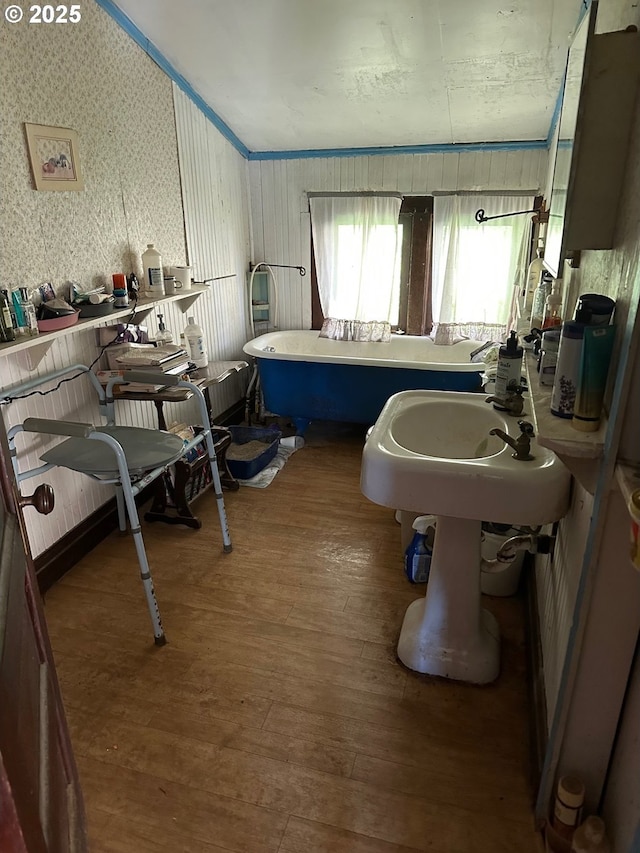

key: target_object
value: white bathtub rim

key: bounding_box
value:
[243,330,486,373]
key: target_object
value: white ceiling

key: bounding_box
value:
[111,0,585,154]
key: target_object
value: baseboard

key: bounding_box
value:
[35,397,245,594]
[524,557,549,798]
[35,497,120,594]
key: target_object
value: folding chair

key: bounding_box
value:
[3,364,232,646]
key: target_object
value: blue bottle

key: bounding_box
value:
[404,515,436,584]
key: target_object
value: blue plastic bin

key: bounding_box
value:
[225,425,282,480]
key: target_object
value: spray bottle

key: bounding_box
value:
[404,516,436,584]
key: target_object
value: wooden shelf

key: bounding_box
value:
[0,286,209,369]
[524,353,606,494]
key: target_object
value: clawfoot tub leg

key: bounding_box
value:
[292,417,311,436]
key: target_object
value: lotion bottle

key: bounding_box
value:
[550,306,590,418]
[184,316,208,368]
[494,331,523,404]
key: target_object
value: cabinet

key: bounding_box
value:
[545,23,640,277]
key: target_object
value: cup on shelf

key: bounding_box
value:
[163,276,182,296]
[171,266,192,291]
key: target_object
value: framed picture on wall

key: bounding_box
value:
[24,123,84,191]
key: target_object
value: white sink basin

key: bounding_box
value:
[361,389,570,527]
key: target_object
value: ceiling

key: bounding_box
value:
[110,0,585,154]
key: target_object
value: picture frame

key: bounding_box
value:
[24,122,84,191]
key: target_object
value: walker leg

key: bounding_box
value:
[204,430,232,552]
[120,477,166,645]
[115,485,127,532]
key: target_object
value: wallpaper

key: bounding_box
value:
[0,0,187,293]
[0,0,190,557]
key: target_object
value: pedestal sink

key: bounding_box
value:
[361,390,570,684]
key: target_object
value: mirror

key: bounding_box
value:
[544,3,597,279]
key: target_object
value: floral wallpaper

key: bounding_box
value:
[0,0,187,294]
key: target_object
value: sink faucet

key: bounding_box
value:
[485,386,525,415]
[489,420,535,461]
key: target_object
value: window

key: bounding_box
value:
[310,195,433,335]
[309,194,403,338]
[431,194,533,345]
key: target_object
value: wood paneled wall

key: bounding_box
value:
[248,148,548,330]
[173,85,252,420]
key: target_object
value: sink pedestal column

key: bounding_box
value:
[397,515,500,684]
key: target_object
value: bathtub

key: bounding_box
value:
[242,330,486,433]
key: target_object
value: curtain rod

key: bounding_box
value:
[430,190,538,197]
[307,192,403,198]
[307,190,537,198]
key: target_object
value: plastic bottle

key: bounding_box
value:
[11,290,26,336]
[142,244,164,297]
[550,307,590,418]
[571,816,610,853]
[542,281,563,330]
[494,331,523,404]
[0,291,16,342]
[404,516,436,583]
[524,244,545,313]
[530,271,553,330]
[539,329,561,387]
[18,288,39,336]
[552,775,585,844]
[2,290,18,333]
[184,316,208,367]
[155,313,173,345]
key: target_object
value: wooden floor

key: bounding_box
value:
[44,422,542,853]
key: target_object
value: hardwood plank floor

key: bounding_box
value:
[43,421,542,853]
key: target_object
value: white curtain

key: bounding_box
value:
[310,194,402,339]
[432,195,532,345]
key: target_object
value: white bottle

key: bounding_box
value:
[525,246,544,314]
[184,316,208,367]
[571,816,610,853]
[142,244,164,297]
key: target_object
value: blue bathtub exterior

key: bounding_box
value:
[257,357,482,430]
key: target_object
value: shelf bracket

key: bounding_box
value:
[20,340,56,370]
[176,292,204,314]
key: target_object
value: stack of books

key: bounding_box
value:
[114,344,191,375]
[99,344,191,392]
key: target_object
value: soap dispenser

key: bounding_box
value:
[155,313,173,345]
[494,331,523,404]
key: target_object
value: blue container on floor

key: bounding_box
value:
[226,425,282,480]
